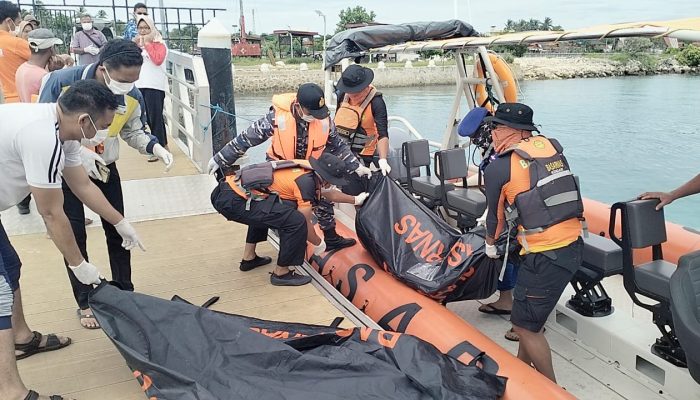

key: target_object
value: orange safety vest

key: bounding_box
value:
[334,86,380,157]
[267,93,330,161]
[498,136,582,253]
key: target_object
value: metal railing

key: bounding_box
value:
[164,50,212,172]
[16,0,224,53]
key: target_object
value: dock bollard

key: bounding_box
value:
[197,18,236,155]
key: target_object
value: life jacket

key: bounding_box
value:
[267,93,330,161]
[225,160,314,210]
[501,136,584,253]
[334,86,380,157]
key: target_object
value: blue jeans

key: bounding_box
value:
[497,262,519,291]
[0,221,21,330]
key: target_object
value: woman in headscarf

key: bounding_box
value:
[134,15,169,160]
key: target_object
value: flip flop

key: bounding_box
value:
[77,309,101,330]
[24,389,69,400]
[478,303,512,315]
[504,327,546,342]
[15,331,72,360]
[504,328,520,342]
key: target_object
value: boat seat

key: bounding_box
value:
[635,260,675,300]
[567,233,623,317]
[610,199,686,367]
[402,139,448,210]
[434,148,484,232]
[386,147,419,185]
[445,188,487,218]
[670,250,700,384]
[413,176,453,199]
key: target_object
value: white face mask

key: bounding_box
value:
[81,22,93,31]
[6,19,19,35]
[103,68,134,95]
[301,114,315,123]
[80,114,109,147]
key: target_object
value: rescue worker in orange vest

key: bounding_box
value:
[334,64,390,195]
[482,103,584,383]
[208,83,372,271]
[210,153,369,286]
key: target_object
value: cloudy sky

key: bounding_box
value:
[67,0,699,35]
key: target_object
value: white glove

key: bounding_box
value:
[354,164,372,179]
[84,45,99,55]
[69,260,102,285]
[485,243,499,259]
[354,192,369,206]
[377,159,392,176]
[114,219,146,251]
[152,144,174,172]
[80,147,107,180]
[313,239,327,255]
[207,157,220,175]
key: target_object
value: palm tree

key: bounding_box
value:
[542,17,553,31]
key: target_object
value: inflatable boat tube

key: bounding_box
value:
[308,222,574,400]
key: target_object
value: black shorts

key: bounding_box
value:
[511,238,582,333]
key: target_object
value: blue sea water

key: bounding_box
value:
[233,74,700,228]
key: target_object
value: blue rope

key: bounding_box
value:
[199,104,262,136]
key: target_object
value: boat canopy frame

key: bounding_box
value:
[323,17,700,152]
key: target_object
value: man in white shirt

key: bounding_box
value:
[0,79,145,400]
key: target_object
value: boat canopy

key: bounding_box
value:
[324,20,477,69]
[369,17,700,54]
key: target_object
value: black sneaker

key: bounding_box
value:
[239,255,272,272]
[270,271,312,286]
[17,204,30,215]
[325,236,356,251]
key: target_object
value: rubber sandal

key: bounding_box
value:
[77,308,101,330]
[478,303,512,315]
[15,331,72,360]
[24,390,68,400]
[504,327,545,342]
[504,328,520,342]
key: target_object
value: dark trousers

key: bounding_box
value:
[63,162,133,309]
[211,182,307,267]
[141,88,167,147]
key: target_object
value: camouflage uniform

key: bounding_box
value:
[213,107,359,232]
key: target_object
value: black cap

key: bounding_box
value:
[336,64,374,94]
[485,103,539,131]
[296,83,329,119]
[309,153,349,187]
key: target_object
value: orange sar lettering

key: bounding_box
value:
[393,214,473,266]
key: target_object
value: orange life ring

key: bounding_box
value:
[474,53,518,112]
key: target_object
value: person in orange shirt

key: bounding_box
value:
[211,153,369,286]
[0,1,31,103]
[483,103,584,383]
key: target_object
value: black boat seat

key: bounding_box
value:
[610,199,686,367]
[582,234,623,276]
[635,260,675,300]
[412,176,453,199]
[670,250,700,384]
[568,234,622,317]
[445,188,486,218]
[386,147,418,185]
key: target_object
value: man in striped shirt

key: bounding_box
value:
[0,80,145,400]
